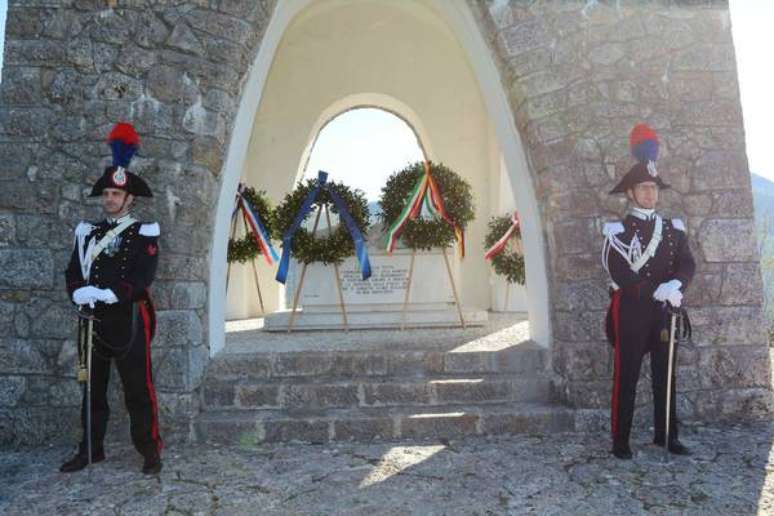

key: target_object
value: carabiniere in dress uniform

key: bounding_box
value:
[60,122,164,475]
[602,123,695,460]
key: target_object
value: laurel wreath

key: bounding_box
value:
[379,161,474,250]
[227,187,275,264]
[274,178,370,265]
[484,214,525,284]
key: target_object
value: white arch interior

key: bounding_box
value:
[209,0,551,356]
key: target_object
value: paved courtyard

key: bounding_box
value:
[1,421,772,515]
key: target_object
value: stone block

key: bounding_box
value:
[443,352,493,375]
[0,407,79,447]
[719,262,764,305]
[0,376,26,407]
[433,378,511,404]
[554,310,606,342]
[693,388,773,420]
[259,418,330,444]
[554,253,599,281]
[572,409,607,433]
[698,346,771,390]
[334,417,394,441]
[0,67,43,106]
[147,65,200,104]
[185,9,253,45]
[197,415,257,445]
[134,11,169,48]
[689,306,767,347]
[481,408,574,435]
[554,341,611,382]
[400,412,479,440]
[553,218,598,256]
[273,352,333,377]
[330,353,388,377]
[363,382,432,407]
[699,219,757,262]
[0,339,49,374]
[116,44,159,77]
[553,280,609,312]
[693,150,749,191]
[48,377,81,407]
[155,310,203,348]
[494,348,545,374]
[152,346,188,390]
[167,23,206,56]
[282,383,359,410]
[236,384,281,409]
[207,354,272,380]
[387,351,444,376]
[499,17,550,57]
[203,381,235,407]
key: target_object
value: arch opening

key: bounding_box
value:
[209,0,551,356]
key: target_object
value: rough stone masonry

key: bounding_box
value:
[0,0,771,447]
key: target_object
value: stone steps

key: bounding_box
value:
[195,403,576,444]
[203,344,546,380]
[201,374,554,411]
[194,324,571,444]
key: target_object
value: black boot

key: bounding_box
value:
[654,436,691,455]
[142,452,162,475]
[612,442,633,460]
[59,449,105,473]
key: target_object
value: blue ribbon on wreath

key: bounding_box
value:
[275,171,372,284]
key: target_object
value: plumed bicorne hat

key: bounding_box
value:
[89,122,152,197]
[609,123,670,194]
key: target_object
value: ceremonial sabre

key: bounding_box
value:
[664,305,678,461]
[76,307,98,467]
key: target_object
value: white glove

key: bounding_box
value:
[93,288,119,304]
[666,289,683,308]
[653,279,682,302]
[72,286,100,306]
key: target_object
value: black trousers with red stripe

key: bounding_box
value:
[79,302,162,458]
[609,290,678,447]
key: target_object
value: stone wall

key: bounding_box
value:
[0,0,770,446]
[472,0,772,426]
[0,0,276,446]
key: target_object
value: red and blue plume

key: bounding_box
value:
[629,123,659,164]
[107,122,140,168]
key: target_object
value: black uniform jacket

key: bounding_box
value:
[604,214,695,344]
[65,220,159,349]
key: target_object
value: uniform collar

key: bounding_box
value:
[629,208,656,221]
[106,213,133,226]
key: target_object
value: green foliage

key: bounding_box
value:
[227,187,275,264]
[379,161,474,250]
[274,178,370,265]
[484,214,525,285]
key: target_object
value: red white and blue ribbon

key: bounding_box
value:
[484,211,520,261]
[275,171,372,284]
[236,185,279,266]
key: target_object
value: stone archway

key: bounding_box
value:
[2,0,768,446]
[208,0,552,357]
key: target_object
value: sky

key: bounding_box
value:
[0,1,771,180]
[303,109,424,203]
[730,0,774,180]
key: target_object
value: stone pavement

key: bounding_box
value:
[1,421,773,515]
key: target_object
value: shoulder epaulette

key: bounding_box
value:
[602,221,625,237]
[75,221,94,238]
[671,218,686,232]
[139,222,160,237]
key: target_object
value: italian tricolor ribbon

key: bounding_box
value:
[385,161,465,257]
[484,211,520,260]
[236,185,280,266]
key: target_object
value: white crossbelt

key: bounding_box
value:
[77,218,136,281]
